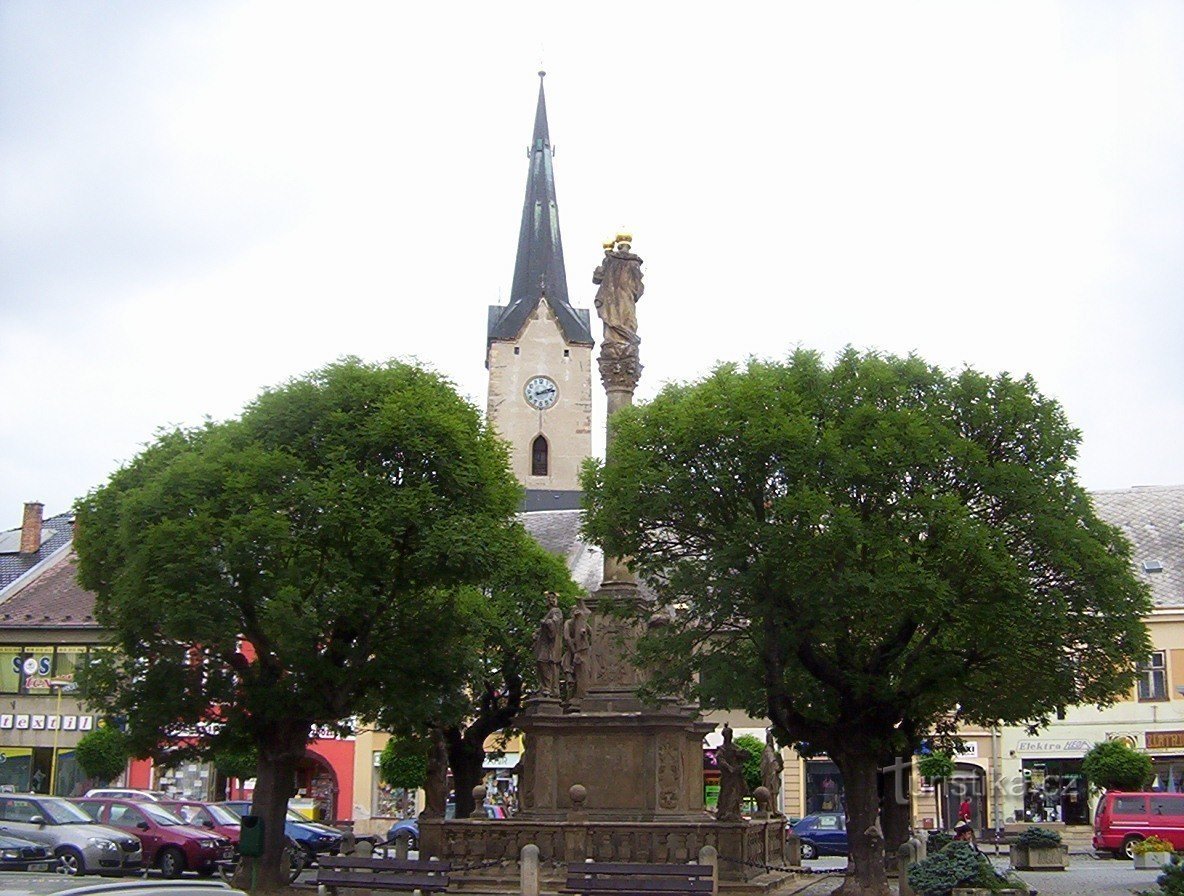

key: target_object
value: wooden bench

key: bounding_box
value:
[564,861,715,896]
[316,855,451,895]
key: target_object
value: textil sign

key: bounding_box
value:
[1146,731,1184,750]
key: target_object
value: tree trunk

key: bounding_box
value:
[878,756,912,861]
[832,752,890,896]
[446,728,487,818]
[247,739,301,891]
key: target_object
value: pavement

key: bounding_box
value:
[792,853,1168,895]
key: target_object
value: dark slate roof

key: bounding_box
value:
[487,73,594,350]
[0,552,99,629]
[1092,484,1184,609]
[521,509,602,594]
[0,511,75,597]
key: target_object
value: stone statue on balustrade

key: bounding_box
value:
[715,723,748,822]
[760,730,784,814]
[563,596,593,701]
[533,590,564,698]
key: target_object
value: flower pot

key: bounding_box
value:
[1134,851,1172,869]
[1010,843,1068,870]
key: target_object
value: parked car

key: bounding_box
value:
[215,801,341,864]
[42,882,247,896]
[790,812,848,859]
[72,798,233,878]
[0,831,54,871]
[1093,790,1184,858]
[0,793,142,875]
[157,802,241,844]
[83,789,171,803]
[383,803,507,851]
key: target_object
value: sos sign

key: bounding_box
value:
[13,656,51,676]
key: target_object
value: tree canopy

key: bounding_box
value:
[74,358,531,888]
[375,525,580,817]
[1082,739,1153,792]
[582,349,1151,896]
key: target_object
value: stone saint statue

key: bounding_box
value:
[533,590,564,697]
[760,730,784,813]
[563,597,593,700]
[715,723,747,822]
[593,238,644,349]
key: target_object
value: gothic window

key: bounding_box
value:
[531,435,548,477]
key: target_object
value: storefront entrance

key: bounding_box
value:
[944,764,987,832]
[1021,758,1088,825]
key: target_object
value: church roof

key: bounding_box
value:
[487,73,594,350]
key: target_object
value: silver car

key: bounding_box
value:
[0,793,142,874]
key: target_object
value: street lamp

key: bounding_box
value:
[47,679,78,796]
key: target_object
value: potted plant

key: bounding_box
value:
[1010,826,1067,870]
[907,841,1028,896]
[1132,835,1175,870]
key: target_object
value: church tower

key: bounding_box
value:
[486,72,594,509]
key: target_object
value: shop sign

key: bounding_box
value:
[957,743,979,758]
[1146,731,1184,751]
[484,753,520,770]
[1015,739,1092,754]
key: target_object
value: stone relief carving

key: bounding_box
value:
[657,735,682,810]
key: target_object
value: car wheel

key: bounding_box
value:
[799,841,817,860]
[158,847,186,879]
[218,857,241,884]
[1123,835,1144,860]
[55,847,84,876]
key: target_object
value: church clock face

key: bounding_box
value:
[524,375,558,410]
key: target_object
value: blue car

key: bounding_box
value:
[216,801,342,863]
[791,812,847,859]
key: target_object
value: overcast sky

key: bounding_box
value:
[2,1,1182,522]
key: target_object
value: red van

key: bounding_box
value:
[1093,791,1184,857]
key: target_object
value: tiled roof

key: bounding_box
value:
[0,511,74,597]
[0,551,98,628]
[1091,484,1184,609]
[522,509,603,595]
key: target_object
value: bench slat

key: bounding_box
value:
[565,879,713,893]
[318,871,449,890]
[568,863,712,876]
[318,855,452,872]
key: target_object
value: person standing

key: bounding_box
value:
[959,796,972,824]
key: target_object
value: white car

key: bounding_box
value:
[83,788,171,802]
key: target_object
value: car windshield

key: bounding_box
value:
[203,804,240,826]
[140,803,186,826]
[37,798,96,824]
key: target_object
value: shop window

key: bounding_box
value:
[0,646,22,694]
[531,436,548,477]
[1139,652,1168,701]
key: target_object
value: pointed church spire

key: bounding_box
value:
[488,72,594,348]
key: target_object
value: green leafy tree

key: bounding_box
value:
[1082,739,1153,792]
[734,733,765,794]
[918,752,955,830]
[74,358,528,888]
[74,725,130,785]
[423,533,579,817]
[379,737,429,790]
[583,349,1152,896]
